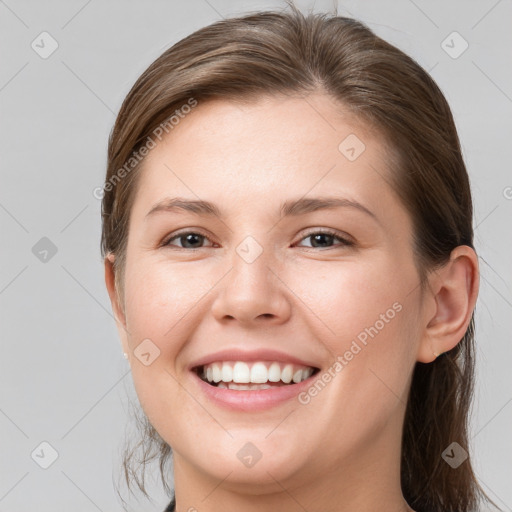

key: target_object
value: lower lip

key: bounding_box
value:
[192,372,317,412]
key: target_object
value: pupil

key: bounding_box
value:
[311,233,333,248]
[183,233,203,248]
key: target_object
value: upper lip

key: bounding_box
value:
[188,348,321,371]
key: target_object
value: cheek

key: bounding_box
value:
[286,256,420,417]
[121,259,212,420]
[123,258,214,347]
[318,258,419,392]
[285,256,416,351]
[289,261,418,457]
[122,278,197,447]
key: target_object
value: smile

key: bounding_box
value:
[189,348,322,411]
[196,361,317,390]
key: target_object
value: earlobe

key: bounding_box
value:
[417,246,479,363]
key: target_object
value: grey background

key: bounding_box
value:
[0,0,511,511]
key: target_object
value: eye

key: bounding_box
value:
[161,229,354,250]
[162,231,216,249]
[295,229,354,249]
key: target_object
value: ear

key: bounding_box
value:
[104,253,130,356]
[417,245,479,363]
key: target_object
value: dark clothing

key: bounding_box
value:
[164,497,175,511]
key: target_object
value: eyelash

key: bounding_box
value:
[161,228,354,250]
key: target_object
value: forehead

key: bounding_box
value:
[130,94,404,225]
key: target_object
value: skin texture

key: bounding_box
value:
[104,93,479,512]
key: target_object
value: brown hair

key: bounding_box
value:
[101,3,497,511]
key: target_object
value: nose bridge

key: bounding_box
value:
[210,234,290,324]
[231,235,273,291]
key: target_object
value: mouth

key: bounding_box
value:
[193,360,320,391]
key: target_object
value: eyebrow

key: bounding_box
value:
[145,196,377,221]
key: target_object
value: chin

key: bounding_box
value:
[187,441,309,489]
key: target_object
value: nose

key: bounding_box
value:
[210,244,292,327]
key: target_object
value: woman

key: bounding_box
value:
[101,4,498,511]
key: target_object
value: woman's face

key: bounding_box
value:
[110,94,429,495]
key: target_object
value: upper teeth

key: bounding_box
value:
[201,361,315,384]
